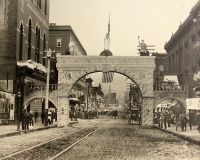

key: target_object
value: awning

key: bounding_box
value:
[17,60,47,73]
[163,75,179,85]
[69,98,80,102]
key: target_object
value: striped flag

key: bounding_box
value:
[102,72,114,83]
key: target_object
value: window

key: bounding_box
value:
[45,0,48,15]
[35,27,40,63]
[168,57,171,72]
[184,41,188,49]
[56,38,62,47]
[43,34,46,66]
[19,24,23,61]
[191,34,196,42]
[172,54,175,72]
[28,19,32,59]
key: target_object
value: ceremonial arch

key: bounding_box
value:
[56,54,156,127]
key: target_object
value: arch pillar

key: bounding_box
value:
[142,97,154,125]
[57,96,69,126]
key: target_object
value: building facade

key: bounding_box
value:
[164,1,200,98]
[0,0,50,123]
[153,53,168,88]
[49,24,87,104]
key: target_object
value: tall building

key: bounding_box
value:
[164,1,200,98]
[0,0,50,123]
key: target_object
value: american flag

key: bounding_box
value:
[102,72,114,83]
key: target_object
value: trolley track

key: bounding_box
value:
[0,127,98,160]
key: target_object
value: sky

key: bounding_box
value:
[50,0,199,56]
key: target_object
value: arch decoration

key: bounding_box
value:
[154,91,186,109]
[56,55,156,127]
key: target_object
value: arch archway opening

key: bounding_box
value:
[25,97,57,125]
[68,71,143,125]
[153,98,186,128]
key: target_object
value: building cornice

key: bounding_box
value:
[164,1,200,50]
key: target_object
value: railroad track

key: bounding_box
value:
[0,127,98,160]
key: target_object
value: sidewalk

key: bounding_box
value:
[0,120,81,139]
[157,124,200,145]
[0,123,57,139]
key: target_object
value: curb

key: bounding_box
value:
[0,125,57,139]
[155,126,200,146]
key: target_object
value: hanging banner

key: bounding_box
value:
[186,98,200,110]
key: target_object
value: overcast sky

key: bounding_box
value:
[50,0,199,56]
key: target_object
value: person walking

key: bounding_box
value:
[48,111,52,125]
[21,108,27,130]
[163,109,168,129]
[159,111,164,129]
[41,111,45,124]
[197,112,200,133]
[34,111,38,124]
[166,109,171,128]
[28,111,34,126]
[24,109,29,130]
[188,110,193,130]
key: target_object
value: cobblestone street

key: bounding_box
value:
[1,119,200,159]
[57,119,200,160]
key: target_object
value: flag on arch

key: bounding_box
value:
[102,72,114,83]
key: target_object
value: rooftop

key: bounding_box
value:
[164,0,200,50]
[49,24,87,55]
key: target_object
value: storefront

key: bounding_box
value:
[0,91,15,123]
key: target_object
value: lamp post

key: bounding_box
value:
[44,48,55,126]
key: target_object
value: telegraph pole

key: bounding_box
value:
[44,48,55,126]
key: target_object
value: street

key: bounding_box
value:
[1,119,200,159]
[56,119,200,160]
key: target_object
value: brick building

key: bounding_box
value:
[49,24,87,104]
[164,1,200,98]
[0,0,49,122]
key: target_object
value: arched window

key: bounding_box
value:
[43,33,46,66]
[35,27,40,63]
[28,19,32,59]
[19,24,23,61]
[37,0,41,9]
[45,0,48,15]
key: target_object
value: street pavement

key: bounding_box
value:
[56,119,200,160]
[0,119,200,159]
[0,120,200,144]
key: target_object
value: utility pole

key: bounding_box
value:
[44,48,55,126]
[17,90,21,130]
